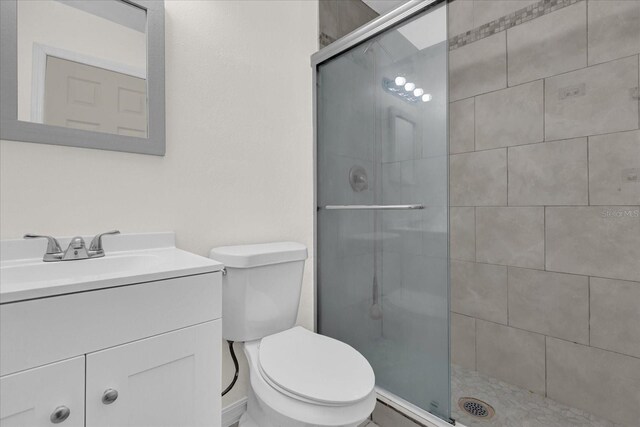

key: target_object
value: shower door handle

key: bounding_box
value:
[320,204,424,210]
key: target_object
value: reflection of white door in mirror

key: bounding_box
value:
[17,0,147,137]
[43,56,147,137]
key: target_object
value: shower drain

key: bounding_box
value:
[458,397,495,419]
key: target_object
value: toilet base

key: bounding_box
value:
[239,387,364,427]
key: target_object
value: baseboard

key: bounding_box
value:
[222,397,248,427]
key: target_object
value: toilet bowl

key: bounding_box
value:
[241,327,376,427]
[210,242,376,427]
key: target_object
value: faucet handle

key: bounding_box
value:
[89,230,120,252]
[24,234,63,254]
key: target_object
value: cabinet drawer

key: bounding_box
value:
[0,356,84,427]
[0,272,221,376]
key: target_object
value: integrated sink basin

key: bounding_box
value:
[0,232,223,303]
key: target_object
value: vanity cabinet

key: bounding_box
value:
[0,271,222,427]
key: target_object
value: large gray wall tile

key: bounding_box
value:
[508,138,588,206]
[476,320,546,395]
[319,0,339,41]
[450,207,475,261]
[450,32,506,101]
[589,130,640,205]
[475,80,544,150]
[450,98,474,154]
[547,337,640,427]
[588,0,640,66]
[546,206,640,282]
[507,2,587,86]
[336,0,378,39]
[545,56,639,140]
[591,277,640,359]
[476,207,544,269]
[451,260,508,324]
[450,149,507,206]
[508,267,589,344]
[448,0,474,37]
[451,312,476,370]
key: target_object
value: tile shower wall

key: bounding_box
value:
[448,1,640,425]
[319,0,378,48]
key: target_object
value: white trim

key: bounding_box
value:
[375,387,466,427]
[30,42,146,123]
[222,397,247,427]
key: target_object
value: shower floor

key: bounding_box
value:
[451,364,624,427]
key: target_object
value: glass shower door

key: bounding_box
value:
[316,2,449,422]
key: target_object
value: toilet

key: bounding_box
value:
[210,242,376,427]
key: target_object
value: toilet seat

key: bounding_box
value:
[242,331,377,427]
[258,326,375,406]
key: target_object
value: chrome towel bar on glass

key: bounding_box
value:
[319,204,424,210]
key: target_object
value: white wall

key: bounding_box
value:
[1,0,318,408]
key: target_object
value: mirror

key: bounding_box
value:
[1,0,165,155]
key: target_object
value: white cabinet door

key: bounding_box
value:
[86,320,221,427]
[0,356,84,427]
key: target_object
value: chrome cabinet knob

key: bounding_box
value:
[50,406,70,424]
[102,388,118,405]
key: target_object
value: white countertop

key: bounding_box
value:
[0,232,223,303]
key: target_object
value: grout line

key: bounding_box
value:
[586,0,589,66]
[449,258,640,283]
[474,312,478,371]
[544,206,547,270]
[457,76,543,104]
[544,335,548,397]
[506,147,509,206]
[588,276,591,346]
[448,127,639,156]
[450,53,639,105]
[459,313,640,361]
[587,136,590,206]
[472,96,476,152]
[506,265,510,325]
[84,356,87,427]
[542,78,546,142]
[473,206,476,263]
[505,23,509,88]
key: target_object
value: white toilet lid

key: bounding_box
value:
[258,327,375,405]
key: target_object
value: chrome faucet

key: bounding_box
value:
[24,230,120,262]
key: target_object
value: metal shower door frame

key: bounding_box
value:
[311,0,445,332]
[311,1,452,423]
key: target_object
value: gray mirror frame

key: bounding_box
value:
[0,0,165,156]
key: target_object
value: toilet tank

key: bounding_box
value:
[209,242,307,342]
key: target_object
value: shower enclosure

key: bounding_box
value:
[313,1,450,422]
[315,0,640,426]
